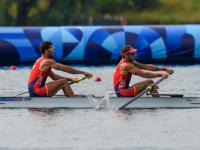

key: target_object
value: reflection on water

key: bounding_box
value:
[28,108,60,116]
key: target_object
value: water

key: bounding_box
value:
[0,65,200,150]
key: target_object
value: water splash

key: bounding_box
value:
[98,93,111,109]
[86,93,115,110]
[86,95,100,109]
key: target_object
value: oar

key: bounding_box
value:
[14,91,29,97]
[13,76,87,97]
[68,76,86,84]
[118,76,166,110]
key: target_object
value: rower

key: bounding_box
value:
[28,41,93,97]
[113,45,174,97]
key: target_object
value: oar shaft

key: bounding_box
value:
[13,91,29,97]
[118,88,148,110]
[118,77,166,110]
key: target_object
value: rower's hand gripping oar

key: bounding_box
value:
[118,76,166,110]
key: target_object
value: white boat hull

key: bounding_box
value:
[0,96,200,109]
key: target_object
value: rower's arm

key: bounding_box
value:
[133,61,161,71]
[49,71,73,81]
[133,61,174,74]
[55,63,84,74]
[40,59,93,78]
[122,64,165,78]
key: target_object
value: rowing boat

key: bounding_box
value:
[0,96,200,109]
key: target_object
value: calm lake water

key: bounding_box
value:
[0,65,200,150]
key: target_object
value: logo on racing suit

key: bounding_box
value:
[118,80,125,88]
[36,76,44,85]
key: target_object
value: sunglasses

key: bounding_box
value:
[47,47,55,52]
[126,52,135,56]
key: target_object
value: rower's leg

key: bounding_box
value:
[46,79,74,97]
[132,80,159,97]
[62,82,74,97]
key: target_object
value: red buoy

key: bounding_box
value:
[9,65,17,70]
[95,76,102,82]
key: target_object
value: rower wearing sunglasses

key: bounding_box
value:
[113,45,174,97]
[28,41,93,97]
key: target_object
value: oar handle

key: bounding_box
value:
[166,70,174,75]
[69,77,86,85]
[146,76,166,92]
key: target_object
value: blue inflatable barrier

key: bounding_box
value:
[0,25,200,65]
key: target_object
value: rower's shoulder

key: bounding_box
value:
[120,62,135,70]
[121,60,137,66]
[40,58,57,68]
